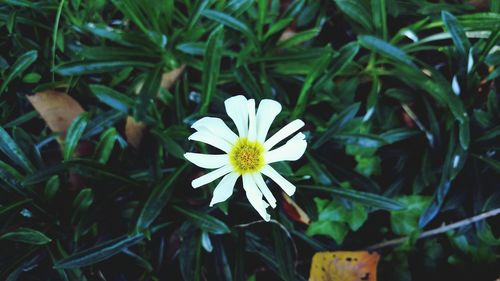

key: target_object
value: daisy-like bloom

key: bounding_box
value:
[184,95,307,221]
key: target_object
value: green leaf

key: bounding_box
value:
[135,164,188,231]
[72,188,93,211]
[44,175,60,200]
[292,49,334,118]
[55,60,153,75]
[264,17,294,40]
[173,206,230,235]
[277,28,320,48]
[472,154,500,173]
[186,0,209,31]
[392,65,467,124]
[83,110,125,139]
[371,0,387,39]
[152,129,185,159]
[22,72,41,83]
[200,26,224,114]
[313,42,360,92]
[334,0,373,31]
[134,63,164,121]
[0,199,31,217]
[271,225,296,281]
[391,196,432,235]
[234,65,262,99]
[0,50,38,95]
[441,11,470,58]
[0,159,23,187]
[179,224,198,281]
[333,133,388,148]
[64,112,90,160]
[458,117,470,150]
[0,126,35,173]
[64,159,139,187]
[176,42,205,55]
[486,90,499,118]
[3,110,39,129]
[90,84,133,113]
[306,221,348,244]
[313,197,368,232]
[54,234,144,268]
[82,23,132,46]
[313,102,360,148]
[299,185,405,211]
[282,0,305,18]
[213,238,232,281]
[358,35,416,67]
[0,227,51,245]
[477,126,500,142]
[94,127,118,164]
[379,128,420,143]
[202,10,254,41]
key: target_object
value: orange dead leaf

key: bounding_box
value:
[125,65,185,148]
[282,192,310,225]
[309,251,380,281]
[125,116,147,148]
[26,90,84,138]
[27,90,90,189]
[160,64,186,89]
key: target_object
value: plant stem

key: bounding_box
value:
[366,207,500,250]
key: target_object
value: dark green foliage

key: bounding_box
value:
[0,0,499,280]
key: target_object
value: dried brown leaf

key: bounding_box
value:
[26,90,84,138]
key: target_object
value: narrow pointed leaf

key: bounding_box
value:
[0,50,38,95]
[54,234,144,269]
[64,112,90,160]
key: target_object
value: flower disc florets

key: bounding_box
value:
[229,138,264,174]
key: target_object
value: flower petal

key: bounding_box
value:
[264,134,307,164]
[247,99,257,141]
[264,119,305,151]
[256,99,282,142]
[209,172,239,207]
[225,95,249,138]
[242,174,271,221]
[184,153,229,169]
[252,173,277,208]
[188,131,232,152]
[191,117,238,144]
[260,165,296,196]
[192,165,232,188]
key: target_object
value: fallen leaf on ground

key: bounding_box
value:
[161,64,186,89]
[309,251,380,281]
[26,90,84,138]
[125,116,147,148]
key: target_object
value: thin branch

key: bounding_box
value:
[366,207,500,250]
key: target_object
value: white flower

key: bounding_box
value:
[184,95,307,221]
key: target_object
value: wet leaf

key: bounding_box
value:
[309,251,380,281]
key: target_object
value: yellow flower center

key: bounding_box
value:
[229,138,265,174]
